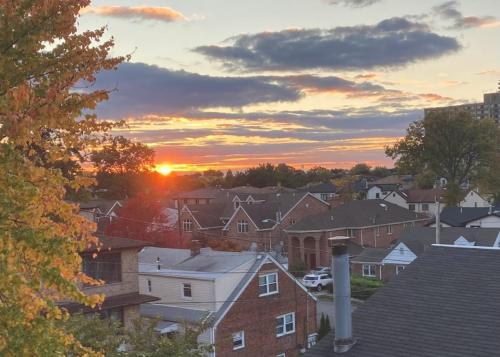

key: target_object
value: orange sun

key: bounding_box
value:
[155,164,172,176]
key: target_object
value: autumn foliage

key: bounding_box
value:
[0,0,125,355]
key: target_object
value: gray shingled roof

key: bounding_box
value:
[300,182,337,194]
[140,303,212,324]
[306,246,500,357]
[350,247,390,264]
[397,227,500,256]
[186,203,228,228]
[287,200,428,232]
[405,188,443,203]
[438,206,500,227]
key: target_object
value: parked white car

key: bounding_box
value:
[301,273,333,291]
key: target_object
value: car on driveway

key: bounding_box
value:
[302,273,333,292]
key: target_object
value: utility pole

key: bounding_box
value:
[435,199,441,245]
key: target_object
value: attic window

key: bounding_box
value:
[237,220,249,233]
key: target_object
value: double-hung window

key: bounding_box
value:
[276,312,295,337]
[362,264,376,278]
[82,252,121,284]
[182,283,192,298]
[396,265,406,275]
[237,220,249,233]
[259,272,278,296]
[183,219,193,232]
[232,331,245,350]
[387,225,392,234]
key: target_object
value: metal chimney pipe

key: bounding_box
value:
[435,200,441,245]
[332,244,356,353]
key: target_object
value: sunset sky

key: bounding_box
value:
[79,0,500,172]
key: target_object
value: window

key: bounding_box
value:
[82,252,121,284]
[276,312,295,337]
[422,203,429,211]
[320,193,328,201]
[183,219,193,232]
[237,220,249,233]
[387,225,392,234]
[375,227,380,236]
[182,283,192,298]
[147,279,152,293]
[259,272,278,296]
[375,193,380,198]
[362,264,376,278]
[408,204,415,211]
[396,265,406,275]
[307,333,318,348]
[347,229,356,237]
[232,331,245,350]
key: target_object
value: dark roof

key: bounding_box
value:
[306,246,500,357]
[82,235,150,253]
[60,293,159,314]
[370,183,400,192]
[397,227,500,255]
[370,175,402,186]
[141,303,212,324]
[301,182,337,194]
[287,200,428,232]
[438,206,500,226]
[351,247,390,264]
[79,199,123,215]
[175,188,222,199]
[186,203,227,228]
[405,188,443,203]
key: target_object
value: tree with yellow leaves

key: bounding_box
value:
[0,0,125,355]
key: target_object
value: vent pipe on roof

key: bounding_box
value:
[332,244,356,353]
[435,200,441,245]
[489,205,493,215]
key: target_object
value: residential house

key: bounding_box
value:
[300,182,338,201]
[285,200,429,269]
[430,205,500,228]
[351,227,500,281]
[178,191,330,251]
[58,235,158,328]
[79,199,124,226]
[366,175,413,199]
[139,247,317,357]
[306,245,500,356]
[460,189,490,207]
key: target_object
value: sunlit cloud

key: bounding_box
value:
[81,6,187,23]
[433,1,500,29]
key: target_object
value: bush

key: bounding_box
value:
[289,260,308,277]
[350,276,383,300]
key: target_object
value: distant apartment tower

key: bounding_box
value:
[424,83,500,122]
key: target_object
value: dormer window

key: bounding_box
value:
[237,220,249,233]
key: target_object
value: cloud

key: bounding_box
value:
[91,62,302,118]
[476,69,500,76]
[81,6,187,23]
[194,17,460,72]
[433,1,500,29]
[326,0,381,7]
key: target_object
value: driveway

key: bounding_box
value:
[316,296,362,327]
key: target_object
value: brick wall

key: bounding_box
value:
[350,220,427,248]
[215,262,317,357]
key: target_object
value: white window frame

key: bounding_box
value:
[259,272,278,297]
[232,331,245,350]
[422,203,429,211]
[182,283,192,299]
[408,204,415,211]
[276,312,295,337]
[237,220,249,233]
[362,264,376,278]
[396,265,406,275]
[182,219,193,232]
[387,225,392,234]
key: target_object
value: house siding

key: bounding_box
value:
[214,262,317,357]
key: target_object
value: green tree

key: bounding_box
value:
[386,111,498,187]
[415,169,437,189]
[318,313,331,341]
[350,163,371,176]
[0,0,124,355]
[371,166,392,178]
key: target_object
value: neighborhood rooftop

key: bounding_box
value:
[306,245,500,357]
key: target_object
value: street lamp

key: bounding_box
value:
[262,219,278,252]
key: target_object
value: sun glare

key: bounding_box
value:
[156,164,172,176]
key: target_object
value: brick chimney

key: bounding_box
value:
[331,242,356,353]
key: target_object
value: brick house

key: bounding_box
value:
[285,200,429,270]
[140,250,317,356]
[59,235,158,328]
[178,191,330,251]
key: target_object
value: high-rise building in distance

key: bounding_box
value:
[425,83,500,122]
